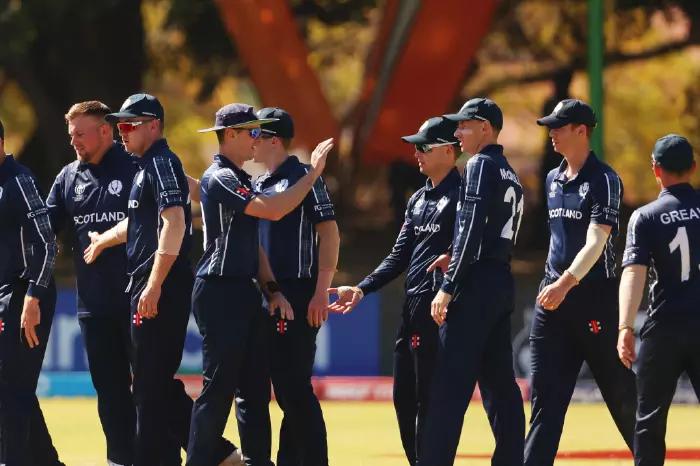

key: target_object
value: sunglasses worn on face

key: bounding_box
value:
[415,142,455,153]
[116,119,153,134]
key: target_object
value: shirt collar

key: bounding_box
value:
[77,142,124,174]
[659,182,695,198]
[424,167,460,197]
[554,151,599,184]
[136,138,169,167]
[214,154,252,184]
[479,144,504,158]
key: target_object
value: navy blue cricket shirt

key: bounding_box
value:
[0,155,57,300]
[544,152,623,281]
[359,167,461,296]
[623,183,700,322]
[196,154,259,279]
[47,142,137,317]
[127,138,192,277]
[254,155,335,281]
[441,145,524,295]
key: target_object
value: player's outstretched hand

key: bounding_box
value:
[427,253,451,272]
[269,291,294,320]
[309,138,334,178]
[20,295,41,348]
[83,231,105,264]
[307,291,328,327]
[617,327,636,369]
[327,286,363,314]
[431,290,451,326]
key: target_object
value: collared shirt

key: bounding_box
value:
[623,183,700,321]
[544,152,622,281]
[0,155,57,299]
[441,144,524,295]
[196,154,258,279]
[254,155,336,280]
[47,142,137,317]
[127,138,191,277]
[358,168,461,296]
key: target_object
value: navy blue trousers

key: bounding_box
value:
[79,312,135,465]
[634,318,700,466]
[393,293,438,466]
[0,279,63,466]
[419,262,525,466]
[131,264,236,466]
[525,276,636,466]
[187,277,272,466]
[270,278,327,466]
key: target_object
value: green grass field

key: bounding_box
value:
[44,398,700,465]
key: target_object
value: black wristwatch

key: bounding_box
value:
[266,281,281,295]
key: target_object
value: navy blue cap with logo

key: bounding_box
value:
[105,93,164,123]
[537,99,597,129]
[256,107,294,139]
[652,134,695,172]
[198,103,278,133]
[443,97,503,130]
[401,116,459,152]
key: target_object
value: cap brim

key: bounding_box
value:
[197,118,279,133]
[536,115,568,128]
[443,112,487,123]
[105,111,142,122]
[401,134,430,144]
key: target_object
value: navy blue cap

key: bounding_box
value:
[653,134,695,172]
[198,103,278,133]
[401,117,458,145]
[537,99,597,129]
[256,107,294,138]
[106,93,164,122]
[444,98,503,130]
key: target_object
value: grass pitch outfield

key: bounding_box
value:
[45,398,700,465]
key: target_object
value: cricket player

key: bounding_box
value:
[618,134,700,466]
[419,98,526,466]
[252,107,339,466]
[0,118,64,465]
[330,116,461,465]
[525,99,636,465]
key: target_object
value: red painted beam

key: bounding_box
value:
[214,0,340,151]
[358,0,497,164]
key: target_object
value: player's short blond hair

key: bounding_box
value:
[65,101,111,123]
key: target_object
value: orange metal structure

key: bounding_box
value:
[214,0,340,151]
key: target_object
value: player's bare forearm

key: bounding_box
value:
[257,246,278,290]
[148,206,185,288]
[619,265,647,329]
[314,221,340,295]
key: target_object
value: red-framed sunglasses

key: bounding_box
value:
[116,119,154,134]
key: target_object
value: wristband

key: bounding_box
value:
[618,324,635,335]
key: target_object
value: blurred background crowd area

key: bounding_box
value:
[2,0,700,376]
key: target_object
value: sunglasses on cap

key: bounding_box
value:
[415,141,456,153]
[116,119,154,134]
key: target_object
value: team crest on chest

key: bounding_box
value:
[74,183,88,201]
[108,179,123,196]
[549,181,558,198]
[578,182,590,199]
[275,179,289,193]
[436,196,450,213]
